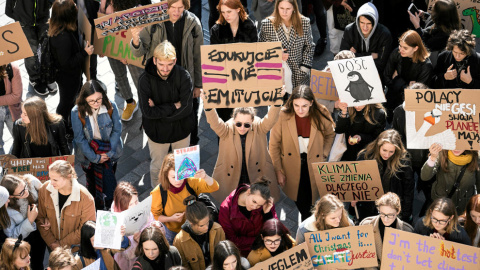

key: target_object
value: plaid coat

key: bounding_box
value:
[259,16,315,88]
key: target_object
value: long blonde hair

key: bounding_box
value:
[22,97,62,145]
[269,0,304,36]
[313,194,350,230]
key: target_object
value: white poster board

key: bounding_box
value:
[81,259,101,270]
[94,210,123,250]
[174,145,200,181]
[122,196,152,235]
[328,56,385,106]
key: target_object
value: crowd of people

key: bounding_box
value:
[1,0,480,268]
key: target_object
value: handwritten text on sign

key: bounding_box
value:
[0,155,75,182]
[381,227,479,270]
[405,89,479,150]
[201,42,284,108]
[311,160,384,202]
[251,243,314,270]
[306,225,377,269]
[94,1,169,37]
[310,69,338,101]
[0,22,34,66]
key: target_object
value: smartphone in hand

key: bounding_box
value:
[408,3,419,15]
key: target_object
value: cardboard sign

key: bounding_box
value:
[404,89,479,150]
[201,42,284,108]
[328,56,385,106]
[78,8,92,80]
[94,210,124,249]
[311,160,384,202]
[305,226,378,269]
[122,195,152,235]
[94,1,169,37]
[0,155,75,182]
[250,243,314,270]
[427,0,480,37]
[310,69,338,101]
[0,22,34,66]
[381,227,479,270]
[174,145,199,181]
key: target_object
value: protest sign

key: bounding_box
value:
[94,1,169,37]
[0,155,75,182]
[94,210,124,249]
[81,259,100,270]
[328,56,385,106]
[93,13,145,68]
[310,69,338,101]
[305,225,377,269]
[404,89,479,150]
[201,42,284,108]
[174,145,199,181]
[251,243,314,270]
[0,22,34,66]
[78,8,92,80]
[381,227,479,270]
[311,160,384,202]
[122,195,152,235]
[427,0,480,37]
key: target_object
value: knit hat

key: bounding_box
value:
[0,186,9,207]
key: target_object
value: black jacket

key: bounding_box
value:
[335,108,386,161]
[414,15,450,53]
[5,0,52,25]
[384,48,433,89]
[133,247,182,270]
[138,58,194,144]
[358,152,414,220]
[209,18,258,45]
[50,30,87,78]
[11,119,70,158]
[414,218,472,246]
[433,50,480,89]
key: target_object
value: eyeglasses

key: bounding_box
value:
[431,216,450,226]
[87,97,103,105]
[235,122,251,128]
[379,212,397,220]
[12,184,27,197]
[264,239,281,245]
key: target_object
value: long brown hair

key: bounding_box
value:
[439,150,478,173]
[283,85,334,136]
[159,153,175,190]
[313,194,350,231]
[359,129,408,179]
[269,0,303,36]
[347,103,386,125]
[48,0,78,37]
[399,30,430,63]
[216,0,248,24]
[463,195,480,247]
[0,238,31,270]
[0,65,6,79]
[135,226,170,257]
[22,97,62,145]
[1,174,35,213]
[423,197,459,233]
[0,203,9,230]
[76,80,112,119]
[113,182,138,212]
[431,0,460,34]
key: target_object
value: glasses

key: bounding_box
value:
[87,97,103,105]
[431,216,450,226]
[379,212,397,220]
[264,239,281,245]
[235,122,251,128]
[12,185,27,197]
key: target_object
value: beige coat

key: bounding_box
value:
[269,109,335,203]
[205,105,281,203]
[360,215,414,270]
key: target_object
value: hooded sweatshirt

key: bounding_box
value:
[355,3,378,52]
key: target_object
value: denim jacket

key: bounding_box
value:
[71,101,123,166]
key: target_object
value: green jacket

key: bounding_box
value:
[131,10,203,88]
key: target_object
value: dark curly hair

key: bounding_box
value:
[446,29,477,56]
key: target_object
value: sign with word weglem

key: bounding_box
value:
[251,243,314,270]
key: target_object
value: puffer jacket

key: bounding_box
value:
[340,2,392,71]
[131,10,203,88]
[137,58,194,144]
[5,0,51,25]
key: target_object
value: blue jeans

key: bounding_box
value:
[164,226,178,245]
[0,106,14,155]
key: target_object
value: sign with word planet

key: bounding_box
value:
[310,69,338,101]
[405,89,479,150]
[381,227,479,270]
[201,42,284,108]
[0,155,75,182]
[251,243,314,270]
[0,22,34,66]
[305,225,377,269]
[311,160,384,202]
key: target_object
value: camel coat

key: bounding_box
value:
[269,109,335,203]
[205,105,281,203]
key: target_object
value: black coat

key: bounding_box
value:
[138,58,194,144]
[5,0,52,25]
[132,247,182,270]
[50,30,87,78]
[11,119,70,158]
[414,17,450,53]
[384,48,433,88]
[414,218,472,245]
[209,18,258,45]
[433,50,480,89]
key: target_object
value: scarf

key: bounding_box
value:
[89,139,113,210]
[448,151,473,166]
[169,180,187,194]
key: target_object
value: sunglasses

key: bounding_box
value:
[235,122,251,128]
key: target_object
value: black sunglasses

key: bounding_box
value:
[235,122,251,128]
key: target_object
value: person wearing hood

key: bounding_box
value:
[137,40,194,188]
[173,196,226,270]
[340,2,392,72]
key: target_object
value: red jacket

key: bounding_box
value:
[219,185,277,257]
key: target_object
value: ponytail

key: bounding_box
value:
[183,195,209,225]
[249,176,271,201]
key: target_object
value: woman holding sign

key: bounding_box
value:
[269,85,335,221]
[259,0,315,89]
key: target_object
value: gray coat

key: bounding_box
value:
[131,11,203,88]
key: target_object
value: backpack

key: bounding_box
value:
[35,30,58,86]
[159,181,219,222]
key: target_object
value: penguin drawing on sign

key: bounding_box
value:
[344,71,374,102]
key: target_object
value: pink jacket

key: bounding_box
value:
[1,63,22,121]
